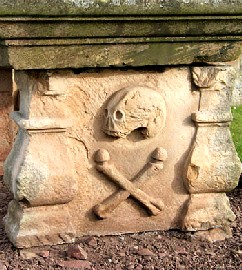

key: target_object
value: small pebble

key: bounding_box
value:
[137,248,155,257]
[19,250,38,260]
[58,260,92,269]
[38,250,50,258]
[67,244,88,260]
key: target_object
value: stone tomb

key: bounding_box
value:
[0,0,241,247]
[3,67,241,247]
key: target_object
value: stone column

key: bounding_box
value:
[3,71,77,247]
[183,65,241,236]
[0,69,14,175]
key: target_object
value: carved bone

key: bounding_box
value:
[94,148,167,218]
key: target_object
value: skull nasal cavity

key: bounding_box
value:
[115,110,124,120]
[104,109,108,117]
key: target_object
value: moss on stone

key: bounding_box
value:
[0,0,241,16]
[3,42,241,70]
[0,18,241,40]
[0,1,241,69]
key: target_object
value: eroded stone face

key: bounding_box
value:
[3,67,240,247]
[183,193,236,231]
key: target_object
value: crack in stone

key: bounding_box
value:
[68,135,89,160]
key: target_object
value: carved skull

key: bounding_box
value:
[103,86,166,138]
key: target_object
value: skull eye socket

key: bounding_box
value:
[115,110,124,120]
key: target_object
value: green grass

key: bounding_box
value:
[231,105,242,162]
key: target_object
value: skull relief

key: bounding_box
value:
[103,86,166,138]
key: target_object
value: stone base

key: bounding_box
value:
[183,193,236,231]
[4,200,76,248]
[191,227,233,242]
[3,67,241,247]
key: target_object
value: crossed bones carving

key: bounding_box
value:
[93,147,167,219]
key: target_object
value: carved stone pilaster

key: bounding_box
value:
[3,71,77,247]
[183,66,241,232]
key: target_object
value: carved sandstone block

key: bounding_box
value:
[4,68,200,247]
[3,67,240,247]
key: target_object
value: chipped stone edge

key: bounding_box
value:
[11,111,71,133]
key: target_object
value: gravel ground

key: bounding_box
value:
[0,176,241,270]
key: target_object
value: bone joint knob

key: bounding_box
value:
[95,149,110,163]
[152,147,167,161]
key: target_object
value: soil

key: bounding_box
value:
[0,176,241,270]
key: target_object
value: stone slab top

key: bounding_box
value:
[0,0,241,16]
[0,0,241,69]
